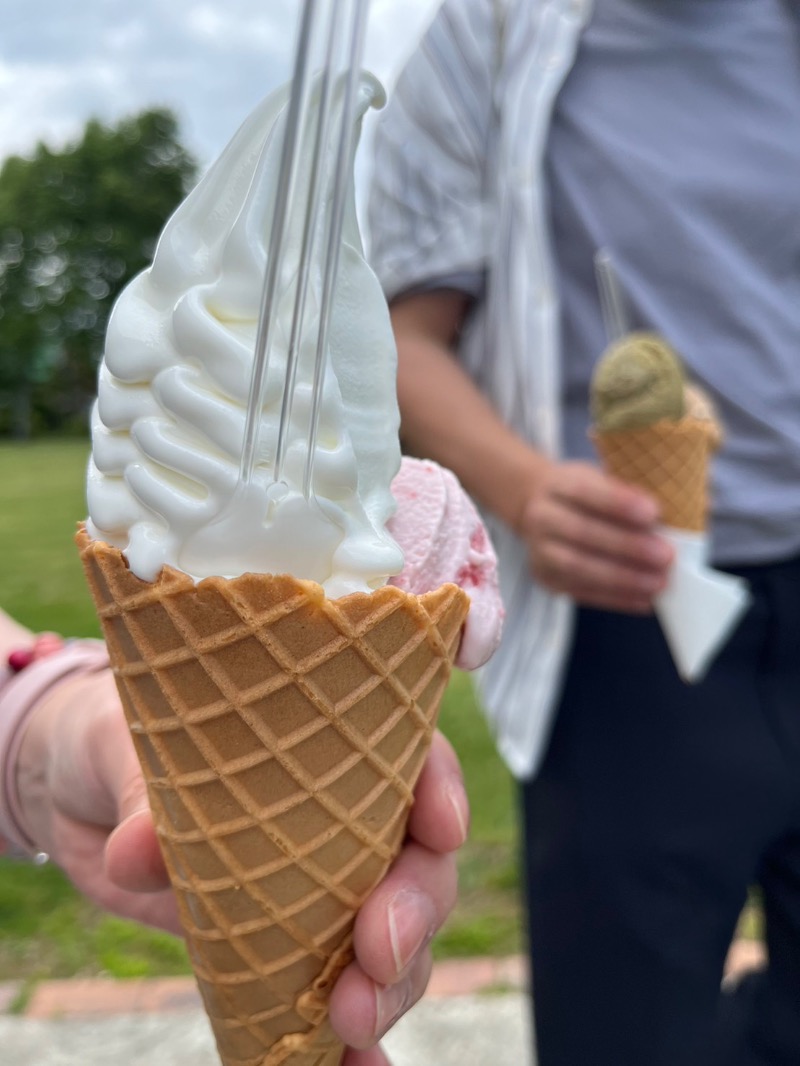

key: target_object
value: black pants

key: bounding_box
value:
[522,556,800,1066]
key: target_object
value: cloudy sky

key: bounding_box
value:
[0,0,441,170]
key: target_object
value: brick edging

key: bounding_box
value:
[0,941,766,1021]
[2,956,528,1021]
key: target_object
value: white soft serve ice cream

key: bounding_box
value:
[86,74,403,598]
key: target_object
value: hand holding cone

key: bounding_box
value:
[589,330,749,682]
[590,332,722,531]
[77,527,468,1066]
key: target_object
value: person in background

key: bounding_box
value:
[367,1,800,1064]
[0,607,465,1064]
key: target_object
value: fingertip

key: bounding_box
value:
[425,730,460,774]
[626,491,660,526]
[603,472,659,525]
[407,732,470,853]
[329,963,379,1050]
[332,954,432,1053]
[660,534,677,566]
[352,845,456,988]
[105,809,169,892]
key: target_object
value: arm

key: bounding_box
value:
[391,292,547,533]
[392,291,674,614]
[365,0,670,613]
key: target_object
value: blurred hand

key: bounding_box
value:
[17,668,180,932]
[518,459,675,614]
[18,673,468,1062]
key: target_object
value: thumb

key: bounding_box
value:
[104,747,169,893]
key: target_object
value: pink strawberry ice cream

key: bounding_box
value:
[388,458,504,670]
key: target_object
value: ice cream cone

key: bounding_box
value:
[76,526,469,1066]
[592,414,719,531]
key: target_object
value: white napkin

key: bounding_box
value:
[653,528,751,683]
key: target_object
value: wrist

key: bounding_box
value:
[0,640,109,857]
[482,445,553,538]
[14,692,65,860]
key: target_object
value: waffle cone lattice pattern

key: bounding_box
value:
[593,415,719,532]
[77,529,468,1066]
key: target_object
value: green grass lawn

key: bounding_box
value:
[0,439,522,983]
[0,439,101,637]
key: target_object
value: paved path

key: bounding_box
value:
[0,942,765,1066]
[0,956,534,1066]
[0,995,534,1066]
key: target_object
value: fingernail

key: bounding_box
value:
[445,777,469,846]
[374,978,412,1038]
[387,890,433,976]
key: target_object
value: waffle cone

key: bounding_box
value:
[76,527,469,1066]
[592,415,719,531]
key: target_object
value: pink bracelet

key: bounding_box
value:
[0,639,109,857]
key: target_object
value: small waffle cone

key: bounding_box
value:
[592,415,719,531]
[76,527,469,1066]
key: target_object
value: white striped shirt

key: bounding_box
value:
[369,0,594,779]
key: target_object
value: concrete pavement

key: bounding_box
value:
[0,941,765,1065]
[0,994,534,1066]
[0,956,534,1066]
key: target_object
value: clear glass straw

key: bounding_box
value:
[237,0,370,498]
[303,0,369,498]
[594,248,629,345]
[237,0,322,487]
[273,2,344,486]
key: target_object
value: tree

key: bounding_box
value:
[0,109,197,437]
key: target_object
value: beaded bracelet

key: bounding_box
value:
[0,635,109,859]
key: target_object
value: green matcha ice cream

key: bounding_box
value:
[591,331,686,432]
